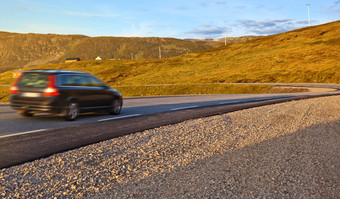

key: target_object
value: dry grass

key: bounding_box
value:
[116,84,272,97]
[0,86,9,102]
[0,32,224,73]
[0,84,273,103]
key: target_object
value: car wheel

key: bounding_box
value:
[64,102,79,121]
[20,111,34,117]
[109,99,122,115]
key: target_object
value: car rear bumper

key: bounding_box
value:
[10,103,64,113]
[10,95,64,114]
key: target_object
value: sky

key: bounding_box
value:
[1,0,339,39]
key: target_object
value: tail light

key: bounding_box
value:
[44,75,60,96]
[10,74,22,94]
[10,86,19,94]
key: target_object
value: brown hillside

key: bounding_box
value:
[0,32,85,72]
[0,32,223,73]
[214,35,263,45]
[0,21,339,101]
[1,21,339,86]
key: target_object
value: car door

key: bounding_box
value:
[80,75,112,109]
[57,74,90,109]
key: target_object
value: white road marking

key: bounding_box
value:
[260,97,273,100]
[0,129,47,139]
[219,100,242,105]
[170,105,198,111]
[98,114,142,122]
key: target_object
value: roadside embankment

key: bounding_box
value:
[0,95,339,198]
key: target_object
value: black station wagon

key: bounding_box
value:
[10,70,123,121]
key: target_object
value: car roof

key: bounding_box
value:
[23,69,90,75]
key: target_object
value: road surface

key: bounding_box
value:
[0,83,339,168]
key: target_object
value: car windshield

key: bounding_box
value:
[18,73,49,88]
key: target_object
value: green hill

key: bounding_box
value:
[0,32,224,73]
[0,20,339,101]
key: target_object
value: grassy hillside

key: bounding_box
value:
[0,32,224,73]
[214,35,263,44]
[0,20,339,101]
[0,33,85,72]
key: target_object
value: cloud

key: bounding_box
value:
[215,1,226,5]
[65,11,118,18]
[137,9,149,12]
[271,19,294,23]
[175,6,188,10]
[16,7,29,11]
[252,27,293,35]
[235,19,300,35]
[233,4,264,10]
[185,26,229,38]
[200,1,210,7]
[236,5,247,9]
[328,3,340,13]
[254,5,265,9]
[296,20,309,24]
[237,19,293,28]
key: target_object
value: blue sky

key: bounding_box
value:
[1,0,339,39]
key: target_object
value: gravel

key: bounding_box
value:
[0,95,339,198]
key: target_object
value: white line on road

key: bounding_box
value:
[260,97,273,100]
[170,105,198,111]
[0,129,48,139]
[98,114,142,122]
[219,100,242,105]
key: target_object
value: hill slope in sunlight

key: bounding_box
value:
[1,20,339,87]
[0,32,224,73]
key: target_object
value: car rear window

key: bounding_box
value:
[18,73,49,88]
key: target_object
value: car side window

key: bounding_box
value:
[58,75,80,86]
[58,74,105,87]
[82,75,105,87]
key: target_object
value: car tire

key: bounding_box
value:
[109,98,122,115]
[20,111,34,117]
[64,102,79,121]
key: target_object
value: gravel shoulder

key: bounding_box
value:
[1,95,339,198]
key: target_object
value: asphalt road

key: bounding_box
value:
[0,94,295,135]
[0,83,339,168]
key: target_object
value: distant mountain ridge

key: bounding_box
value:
[0,32,225,73]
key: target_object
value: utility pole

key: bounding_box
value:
[159,47,162,59]
[224,32,227,46]
[306,4,311,26]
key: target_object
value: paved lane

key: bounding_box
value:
[0,82,339,136]
[0,83,339,168]
[0,94,294,135]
